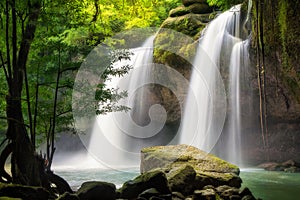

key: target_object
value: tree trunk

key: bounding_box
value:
[4,0,44,186]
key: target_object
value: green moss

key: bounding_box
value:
[169,5,191,17]
[278,0,288,68]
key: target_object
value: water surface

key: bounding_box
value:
[55,167,300,199]
[240,168,300,200]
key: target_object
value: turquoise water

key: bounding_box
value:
[55,167,300,199]
[240,168,300,200]
[55,168,140,190]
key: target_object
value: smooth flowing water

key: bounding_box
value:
[226,39,250,164]
[86,35,169,169]
[179,4,250,165]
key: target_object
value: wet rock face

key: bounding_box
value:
[152,1,214,125]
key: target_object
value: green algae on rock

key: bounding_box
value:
[140,144,242,189]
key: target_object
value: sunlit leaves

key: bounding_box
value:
[95,49,133,115]
[207,0,244,10]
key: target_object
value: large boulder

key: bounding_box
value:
[76,181,116,200]
[117,170,171,199]
[0,183,50,200]
[141,145,242,189]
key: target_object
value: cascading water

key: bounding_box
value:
[71,4,251,170]
[226,39,250,165]
[86,35,169,168]
[179,4,251,165]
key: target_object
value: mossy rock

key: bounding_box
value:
[0,183,50,200]
[117,170,170,199]
[141,145,242,188]
[167,165,196,195]
[183,0,207,7]
[188,3,213,14]
[76,181,116,200]
[160,14,207,37]
[194,188,216,200]
[169,6,190,17]
[152,28,195,124]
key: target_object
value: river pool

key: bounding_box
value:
[55,168,300,199]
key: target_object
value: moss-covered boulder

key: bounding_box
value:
[0,183,50,200]
[169,6,190,17]
[117,170,171,199]
[160,14,207,38]
[76,181,116,200]
[141,145,242,190]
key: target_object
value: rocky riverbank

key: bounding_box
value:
[0,145,261,200]
[258,159,300,173]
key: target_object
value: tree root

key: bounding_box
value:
[46,171,73,194]
[0,143,12,183]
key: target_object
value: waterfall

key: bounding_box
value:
[72,4,251,169]
[86,35,170,169]
[179,4,250,165]
[226,39,250,165]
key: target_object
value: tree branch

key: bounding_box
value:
[0,50,10,85]
[5,0,12,85]
[0,116,30,128]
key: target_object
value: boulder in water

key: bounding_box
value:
[76,181,116,200]
[141,144,242,189]
[117,170,171,199]
[258,159,300,172]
